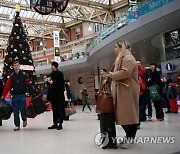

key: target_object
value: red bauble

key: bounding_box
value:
[10,37,14,41]
[19,44,23,48]
[9,57,13,62]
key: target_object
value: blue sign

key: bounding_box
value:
[127,0,174,23]
[166,63,174,71]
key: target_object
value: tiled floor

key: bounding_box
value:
[0,106,180,154]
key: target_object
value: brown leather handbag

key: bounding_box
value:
[96,81,114,113]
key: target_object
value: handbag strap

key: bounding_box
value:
[101,80,111,94]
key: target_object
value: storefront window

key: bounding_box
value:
[76,27,80,40]
[164,28,180,60]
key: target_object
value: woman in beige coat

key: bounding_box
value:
[106,40,140,149]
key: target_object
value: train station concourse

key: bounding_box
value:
[0,0,180,154]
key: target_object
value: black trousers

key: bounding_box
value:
[121,124,138,139]
[0,118,2,126]
[51,95,65,125]
[144,89,152,117]
[82,100,91,111]
[154,100,164,119]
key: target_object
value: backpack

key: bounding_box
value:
[149,84,161,101]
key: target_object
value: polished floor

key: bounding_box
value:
[0,106,180,154]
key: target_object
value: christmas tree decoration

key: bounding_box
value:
[9,57,13,62]
[19,44,23,48]
[2,5,39,93]
[23,56,27,60]
[10,37,14,41]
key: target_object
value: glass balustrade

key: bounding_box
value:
[85,0,174,55]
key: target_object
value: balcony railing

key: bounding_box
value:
[33,0,174,66]
[85,0,174,55]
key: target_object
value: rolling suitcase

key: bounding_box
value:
[170,98,178,113]
[99,112,117,149]
[31,94,46,114]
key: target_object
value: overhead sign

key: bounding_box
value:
[166,63,174,71]
[161,58,180,74]
[53,31,60,63]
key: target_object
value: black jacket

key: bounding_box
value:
[47,69,65,101]
[146,69,162,88]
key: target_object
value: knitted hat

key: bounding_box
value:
[51,61,58,69]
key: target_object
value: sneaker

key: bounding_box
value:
[14,127,20,131]
[23,120,27,127]
[57,124,63,130]
[165,111,171,114]
[148,116,152,121]
[48,125,57,129]
[157,118,164,121]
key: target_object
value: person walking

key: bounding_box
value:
[106,40,139,149]
[1,61,34,131]
[81,87,91,112]
[46,61,65,130]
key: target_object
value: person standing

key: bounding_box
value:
[147,63,164,121]
[144,68,153,120]
[0,78,4,126]
[46,62,65,130]
[106,40,139,149]
[1,61,34,131]
[137,61,146,129]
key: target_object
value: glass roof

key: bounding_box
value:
[0,0,124,40]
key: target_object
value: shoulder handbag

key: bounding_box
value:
[96,81,114,113]
[149,84,161,101]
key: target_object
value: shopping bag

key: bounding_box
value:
[31,94,46,114]
[0,98,13,120]
[65,106,77,116]
[26,105,37,118]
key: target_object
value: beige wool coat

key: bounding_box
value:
[109,51,140,125]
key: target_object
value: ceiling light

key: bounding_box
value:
[40,42,43,46]
[0,26,4,31]
[88,25,92,31]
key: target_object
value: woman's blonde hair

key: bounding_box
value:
[115,40,131,64]
[116,40,131,51]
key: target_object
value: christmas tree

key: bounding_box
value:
[2,5,38,93]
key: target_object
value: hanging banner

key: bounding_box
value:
[53,31,60,63]
[53,31,60,48]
